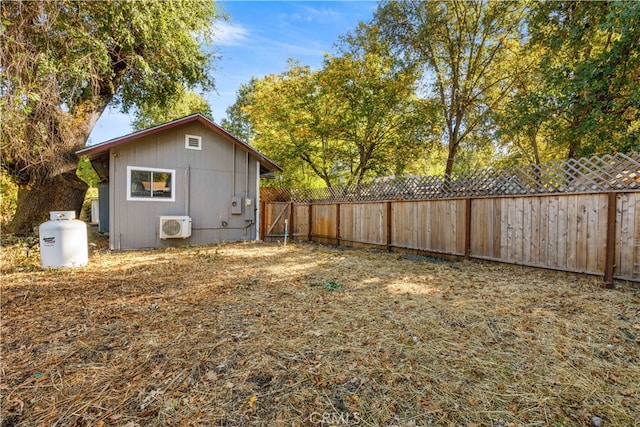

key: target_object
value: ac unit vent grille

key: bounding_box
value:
[159,216,192,239]
[162,219,182,236]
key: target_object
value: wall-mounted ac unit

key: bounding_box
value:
[159,216,192,239]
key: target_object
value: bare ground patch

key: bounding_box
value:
[1,239,639,426]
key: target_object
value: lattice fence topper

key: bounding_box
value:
[261,151,640,203]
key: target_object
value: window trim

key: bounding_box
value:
[126,166,176,202]
[185,134,202,150]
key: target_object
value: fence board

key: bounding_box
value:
[540,197,550,266]
[557,196,568,268]
[615,195,626,277]
[340,204,353,244]
[454,200,466,255]
[433,201,442,251]
[413,201,422,249]
[502,198,511,261]
[457,199,466,255]
[530,197,540,265]
[566,197,578,270]
[586,195,599,272]
[471,199,489,257]
[635,198,640,278]
[417,201,428,250]
[492,198,502,259]
[312,204,337,243]
[293,204,310,239]
[575,197,587,271]
[548,197,560,268]
[596,195,608,272]
[522,198,531,263]
[340,203,385,245]
[515,197,525,263]
[615,193,640,279]
[470,199,482,255]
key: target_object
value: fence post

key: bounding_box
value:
[289,202,294,242]
[465,198,472,260]
[386,201,393,252]
[336,203,341,246]
[308,204,313,242]
[260,200,266,241]
[602,192,617,289]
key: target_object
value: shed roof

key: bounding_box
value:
[76,113,282,173]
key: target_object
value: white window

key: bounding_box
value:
[185,134,202,150]
[127,166,175,202]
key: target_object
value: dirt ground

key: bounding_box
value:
[1,234,639,426]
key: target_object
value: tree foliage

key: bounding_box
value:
[375,0,530,177]
[0,170,18,227]
[230,24,437,188]
[221,78,259,144]
[0,0,220,232]
[525,1,640,158]
[237,0,638,186]
[247,62,342,187]
[326,24,438,183]
[132,89,214,131]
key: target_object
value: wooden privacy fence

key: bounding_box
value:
[261,192,640,285]
[261,153,640,285]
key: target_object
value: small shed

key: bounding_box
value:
[76,114,282,250]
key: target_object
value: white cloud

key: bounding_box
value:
[213,21,250,46]
[280,5,342,25]
[296,5,341,23]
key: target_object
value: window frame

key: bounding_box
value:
[185,134,202,150]
[126,166,176,202]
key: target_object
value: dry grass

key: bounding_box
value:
[1,234,639,426]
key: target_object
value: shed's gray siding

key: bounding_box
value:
[97,182,109,234]
[108,122,259,250]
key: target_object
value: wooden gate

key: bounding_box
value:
[261,201,313,242]
[261,202,291,242]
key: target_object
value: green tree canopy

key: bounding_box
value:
[221,78,259,145]
[325,23,438,183]
[231,24,436,188]
[248,62,341,187]
[375,0,530,176]
[132,89,214,131]
[0,0,220,232]
[525,0,640,158]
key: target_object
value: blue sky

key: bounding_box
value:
[87,1,378,145]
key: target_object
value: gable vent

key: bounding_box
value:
[185,134,202,150]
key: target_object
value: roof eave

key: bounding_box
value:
[76,113,282,173]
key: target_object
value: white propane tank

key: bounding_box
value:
[39,211,88,268]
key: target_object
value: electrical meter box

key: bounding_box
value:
[231,197,242,215]
[244,198,254,221]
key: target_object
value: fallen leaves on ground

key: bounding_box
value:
[1,238,639,426]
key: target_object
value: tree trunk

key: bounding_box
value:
[444,139,458,179]
[567,139,581,160]
[7,171,88,234]
[6,99,107,235]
